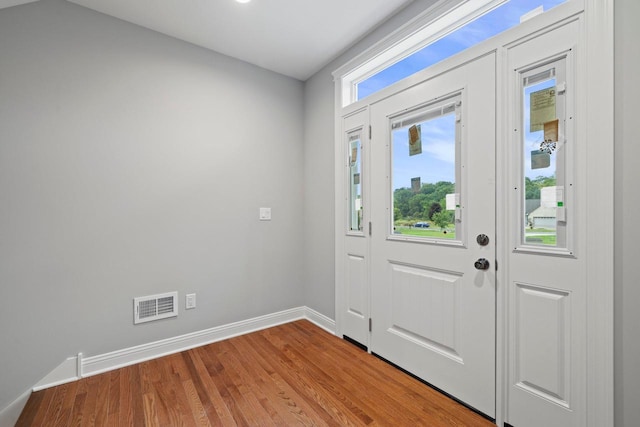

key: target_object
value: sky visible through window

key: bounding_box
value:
[393,114,455,190]
[391,80,558,192]
[358,0,567,101]
[382,0,565,190]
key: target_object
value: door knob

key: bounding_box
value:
[474,258,490,270]
[476,234,489,246]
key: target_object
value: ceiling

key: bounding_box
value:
[0,0,38,9]
[34,0,411,81]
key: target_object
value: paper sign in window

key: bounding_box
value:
[411,177,421,193]
[408,124,422,156]
[530,87,556,132]
[446,193,459,210]
[531,150,551,169]
[544,119,559,142]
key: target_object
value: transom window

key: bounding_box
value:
[337,0,568,106]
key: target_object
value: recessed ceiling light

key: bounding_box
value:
[236,0,251,3]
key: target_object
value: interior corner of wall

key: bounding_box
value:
[0,389,32,427]
[32,354,81,392]
[0,354,82,426]
[304,306,336,335]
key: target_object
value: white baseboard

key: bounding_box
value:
[82,306,306,377]
[304,307,336,334]
[0,389,31,427]
[32,354,82,392]
[34,306,336,390]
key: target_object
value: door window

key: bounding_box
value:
[390,94,462,242]
[348,130,364,233]
[519,57,571,251]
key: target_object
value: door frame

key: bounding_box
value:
[333,1,613,425]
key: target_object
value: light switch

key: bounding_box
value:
[259,207,271,221]
[186,293,196,309]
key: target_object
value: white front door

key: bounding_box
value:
[369,52,496,418]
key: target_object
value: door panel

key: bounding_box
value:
[340,109,369,348]
[344,253,367,341]
[370,53,496,417]
[388,263,462,361]
[514,283,571,406]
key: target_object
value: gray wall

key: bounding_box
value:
[0,0,304,411]
[302,70,336,317]
[614,0,640,425]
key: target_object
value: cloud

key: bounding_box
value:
[423,139,455,164]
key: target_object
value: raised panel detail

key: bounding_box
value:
[515,283,571,407]
[346,254,366,318]
[388,262,462,362]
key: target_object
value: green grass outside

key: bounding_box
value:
[394,225,456,239]
[394,225,558,245]
[525,234,557,245]
[524,227,557,245]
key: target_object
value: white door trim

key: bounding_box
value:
[583,0,614,424]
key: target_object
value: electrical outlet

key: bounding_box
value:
[259,207,271,221]
[186,293,196,309]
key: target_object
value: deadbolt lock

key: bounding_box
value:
[476,234,489,246]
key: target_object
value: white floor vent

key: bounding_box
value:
[134,292,178,324]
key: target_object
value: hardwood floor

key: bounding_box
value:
[16,320,495,426]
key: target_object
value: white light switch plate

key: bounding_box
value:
[186,293,196,309]
[259,207,271,221]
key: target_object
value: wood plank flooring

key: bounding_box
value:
[16,320,495,426]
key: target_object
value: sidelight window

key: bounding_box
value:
[348,130,364,233]
[518,56,572,252]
